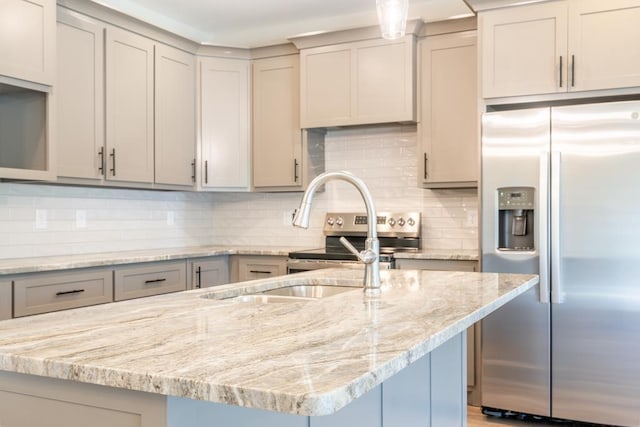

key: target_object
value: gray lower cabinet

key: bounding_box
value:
[0,281,12,320]
[114,261,187,301]
[231,255,287,283]
[0,371,165,427]
[13,268,113,317]
[189,256,229,289]
[395,258,480,405]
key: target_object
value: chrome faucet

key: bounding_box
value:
[292,171,380,296]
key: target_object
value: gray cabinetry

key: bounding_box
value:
[13,268,113,317]
[0,282,12,320]
[0,371,165,427]
[189,256,229,289]
[114,261,187,301]
[418,30,478,189]
[231,255,287,283]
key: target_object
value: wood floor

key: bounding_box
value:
[468,406,556,426]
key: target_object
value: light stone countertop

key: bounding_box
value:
[393,248,479,261]
[0,268,537,416]
[0,246,478,276]
[0,246,296,276]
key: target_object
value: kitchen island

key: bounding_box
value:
[0,269,537,426]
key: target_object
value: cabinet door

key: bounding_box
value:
[481,1,568,98]
[253,55,302,189]
[155,43,196,187]
[0,281,11,320]
[105,27,155,183]
[419,31,477,188]
[568,0,640,92]
[0,0,55,85]
[354,36,415,124]
[56,10,105,180]
[191,257,229,289]
[13,269,113,317]
[199,57,250,190]
[114,261,187,301]
[300,46,351,128]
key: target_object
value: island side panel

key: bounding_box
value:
[431,331,466,426]
[382,351,431,425]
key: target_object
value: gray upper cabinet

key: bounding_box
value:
[300,35,416,128]
[56,8,197,188]
[480,0,640,98]
[418,31,478,188]
[154,44,196,187]
[198,57,251,191]
[252,55,303,190]
[0,0,55,86]
[105,26,155,184]
[56,10,105,181]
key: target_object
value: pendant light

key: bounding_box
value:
[376,0,409,40]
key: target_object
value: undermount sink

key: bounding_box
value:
[260,285,358,298]
[204,283,361,304]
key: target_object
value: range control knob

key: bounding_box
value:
[388,218,396,227]
[407,217,415,227]
[398,217,406,227]
[327,217,335,226]
[336,217,344,227]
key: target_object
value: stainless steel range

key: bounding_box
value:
[287,212,421,273]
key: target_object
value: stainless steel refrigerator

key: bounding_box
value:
[481,100,640,426]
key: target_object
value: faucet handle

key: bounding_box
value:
[339,237,376,264]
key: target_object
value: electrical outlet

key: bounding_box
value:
[283,210,295,226]
[76,210,87,228]
[35,209,47,229]
[167,211,175,226]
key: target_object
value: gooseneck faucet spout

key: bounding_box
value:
[292,171,380,296]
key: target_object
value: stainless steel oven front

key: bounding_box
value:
[286,258,393,274]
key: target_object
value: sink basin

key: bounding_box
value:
[259,285,358,298]
[208,284,361,304]
[231,295,314,304]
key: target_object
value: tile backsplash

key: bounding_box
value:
[0,124,478,260]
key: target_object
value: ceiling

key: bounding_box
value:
[93,0,475,48]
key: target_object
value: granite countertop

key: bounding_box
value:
[0,245,296,276]
[0,268,537,416]
[0,246,479,276]
[393,248,479,261]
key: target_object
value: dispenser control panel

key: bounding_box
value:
[498,187,534,209]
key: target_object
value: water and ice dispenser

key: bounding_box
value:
[497,187,534,251]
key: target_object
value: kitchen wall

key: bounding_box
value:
[210,125,478,250]
[0,125,478,260]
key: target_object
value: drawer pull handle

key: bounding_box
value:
[56,289,85,297]
[144,278,167,284]
[249,270,271,274]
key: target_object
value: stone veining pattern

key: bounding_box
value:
[0,269,537,415]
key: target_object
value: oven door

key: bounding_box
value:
[286,258,393,274]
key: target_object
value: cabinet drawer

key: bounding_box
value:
[114,261,186,301]
[13,269,113,317]
[234,256,287,282]
[1,281,12,320]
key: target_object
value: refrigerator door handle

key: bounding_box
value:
[551,150,565,304]
[538,151,550,303]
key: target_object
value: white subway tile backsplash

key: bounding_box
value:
[0,124,478,260]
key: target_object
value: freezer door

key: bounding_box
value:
[481,108,551,416]
[551,101,640,426]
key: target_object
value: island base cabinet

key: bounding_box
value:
[0,371,165,427]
